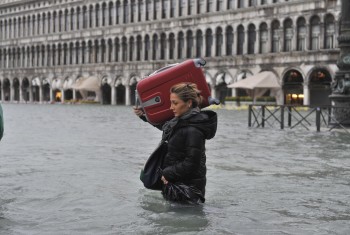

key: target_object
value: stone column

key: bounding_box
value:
[29,85,33,102]
[39,85,43,103]
[303,83,310,106]
[10,81,14,102]
[125,84,130,106]
[111,85,116,105]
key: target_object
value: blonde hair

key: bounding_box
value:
[170,83,203,108]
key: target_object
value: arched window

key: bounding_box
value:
[169,33,175,59]
[94,40,99,63]
[178,32,184,59]
[122,37,127,61]
[18,18,22,37]
[123,0,129,23]
[108,39,113,62]
[152,34,159,60]
[154,0,160,20]
[136,35,142,61]
[63,43,69,65]
[27,16,32,35]
[108,2,113,25]
[237,25,244,55]
[324,14,335,49]
[116,1,121,24]
[247,24,256,54]
[114,38,120,62]
[259,23,268,54]
[186,30,194,58]
[170,0,175,18]
[64,9,69,31]
[205,29,213,57]
[226,26,233,56]
[310,16,320,50]
[52,44,56,65]
[76,7,81,30]
[102,3,107,26]
[82,41,86,64]
[137,1,142,21]
[58,11,63,32]
[161,0,167,19]
[216,27,223,56]
[179,0,184,17]
[101,39,106,63]
[207,0,213,12]
[69,43,73,64]
[89,5,93,27]
[196,30,203,57]
[160,33,166,60]
[129,37,134,61]
[297,17,306,51]
[75,42,80,64]
[144,35,150,60]
[283,18,293,52]
[146,0,151,21]
[95,4,100,27]
[131,0,136,22]
[83,6,87,29]
[271,20,280,52]
[217,0,223,11]
[238,0,244,8]
[198,0,205,13]
[188,0,193,15]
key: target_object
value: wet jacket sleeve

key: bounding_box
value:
[162,127,204,182]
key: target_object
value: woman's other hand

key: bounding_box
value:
[161,176,168,185]
[133,106,144,117]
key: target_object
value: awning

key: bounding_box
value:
[72,76,100,92]
[228,71,280,89]
[228,71,283,104]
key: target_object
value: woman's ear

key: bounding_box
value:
[187,100,193,108]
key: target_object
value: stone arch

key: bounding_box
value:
[101,74,112,104]
[13,77,20,101]
[282,69,305,105]
[22,77,30,102]
[115,76,126,105]
[31,76,41,102]
[307,67,332,106]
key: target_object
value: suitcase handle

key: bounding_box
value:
[194,58,206,67]
[149,63,179,76]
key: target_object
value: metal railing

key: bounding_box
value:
[248,105,350,133]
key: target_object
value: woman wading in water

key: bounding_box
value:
[134,83,217,203]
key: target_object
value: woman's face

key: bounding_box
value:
[170,93,192,117]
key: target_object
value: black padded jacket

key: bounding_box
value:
[160,110,217,195]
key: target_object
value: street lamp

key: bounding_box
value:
[330,0,350,125]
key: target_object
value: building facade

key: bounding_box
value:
[0,0,341,106]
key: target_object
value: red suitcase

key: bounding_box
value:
[136,58,219,125]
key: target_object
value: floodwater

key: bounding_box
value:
[0,103,349,235]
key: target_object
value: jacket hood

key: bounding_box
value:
[182,110,217,140]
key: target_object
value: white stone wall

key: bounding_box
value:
[0,0,342,105]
